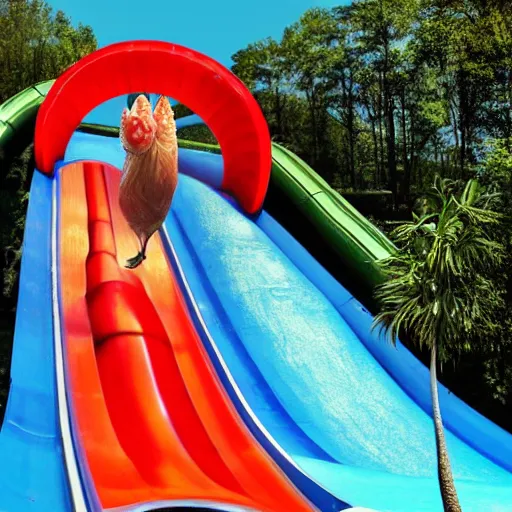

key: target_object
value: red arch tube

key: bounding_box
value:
[34,40,271,214]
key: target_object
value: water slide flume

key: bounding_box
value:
[57,159,316,512]
[172,115,396,309]
[1,40,511,512]
[172,116,512,480]
[0,41,325,511]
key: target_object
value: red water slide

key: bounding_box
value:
[58,160,316,511]
[37,40,314,511]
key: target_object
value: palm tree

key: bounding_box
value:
[373,176,504,512]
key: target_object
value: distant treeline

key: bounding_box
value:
[228,0,512,207]
[0,0,97,104]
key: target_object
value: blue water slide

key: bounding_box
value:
[176,113,203,129]
[64,131,512,512]
[0,172,75,510]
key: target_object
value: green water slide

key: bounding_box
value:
[0,80,54,159]
[269,143,395,288]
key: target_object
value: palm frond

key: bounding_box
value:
[373,174,505,362]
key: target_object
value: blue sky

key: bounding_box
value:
[46,0,346,126]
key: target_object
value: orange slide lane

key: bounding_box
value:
[58,161,316,511]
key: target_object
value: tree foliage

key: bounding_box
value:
[472,138,512,407]
[0,0,97,302]
[374,176,504,361]
[231,0,512,202]
[0,0,97,103]
[372,176,504,508]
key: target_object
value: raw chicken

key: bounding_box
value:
[118,94,178,269]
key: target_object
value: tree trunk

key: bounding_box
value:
[342,129,351,184]
[458,71,467,177]
[401,90,410,201]
[383,41,397,207]
[385,93,397,206]
[506,70,512,144]
[430,343,462,512]
[370,111,379,189]
[308,87,319,167]
[448,98,459,172]
[274,86,283,141]
[341,72,356,189]
[378,72,387,186]
[348,70,356,189]
[409,111,416,188]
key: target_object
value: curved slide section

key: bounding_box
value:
[60,130,343,512]
[153,160,512,510]
[0,170,72,511]
[35,40,271,215]
[0,43,320,511]
[174,114,394,306]
[0,79,54,161]
[55,159,316,511]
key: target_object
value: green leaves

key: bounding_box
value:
[281,8,338,88]
[228,0,512,192]
[0,0,97,103]
[374,174,505,362]
[232,38,284,92]
[0,1,97,304]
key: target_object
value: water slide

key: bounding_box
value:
[0,40,511,512]
[158,126,395,308]
[170,131,395,309]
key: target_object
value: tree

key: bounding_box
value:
[357,67,384,187]
[230,18,346,184]
[373,176,504,511]
[350,0,420,204]
[229,0,512,209]
[280,8,337,170]
[0,0,97,304]
[232,38,288,141]
[473,138,512,410]
[414,0,512,175]
[328,6,361,188]
[0,0,97,103]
